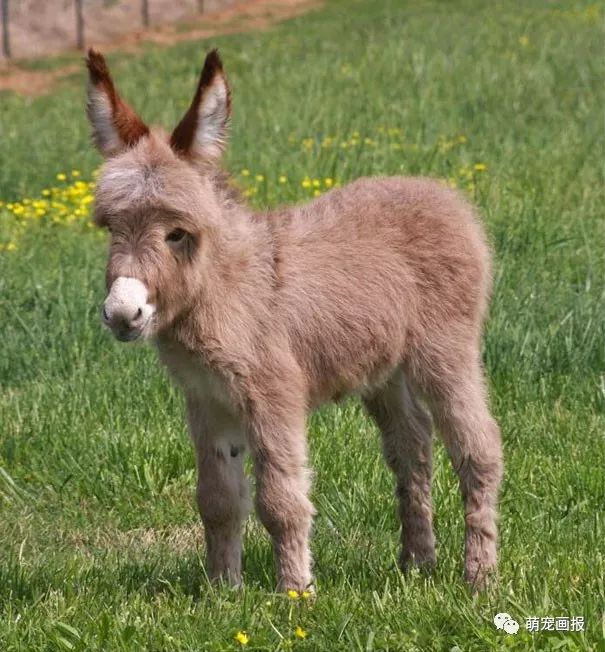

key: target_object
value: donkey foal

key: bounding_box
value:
[87,49,503,591]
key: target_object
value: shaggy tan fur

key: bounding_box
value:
[87,49,503,591]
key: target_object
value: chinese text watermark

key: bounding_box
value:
[493,613,584,635]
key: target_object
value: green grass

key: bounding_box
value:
[1,0,604,650]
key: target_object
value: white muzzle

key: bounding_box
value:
[102,276,155,341]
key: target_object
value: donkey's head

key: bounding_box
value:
[86,49,232,341]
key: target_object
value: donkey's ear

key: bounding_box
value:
[170,49,231,163]
[85,49,149,157]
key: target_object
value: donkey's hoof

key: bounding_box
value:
[400,549,437,575]
[279,580,315,596]
[464,564,497,593]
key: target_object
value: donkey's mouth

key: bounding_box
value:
[115,329,144,342]
[113,314,155,342]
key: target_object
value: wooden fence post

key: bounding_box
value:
[1,0,10,59]
[75,0,84,49]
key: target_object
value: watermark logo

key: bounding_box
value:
[493,613,519,635]
[494,613,585,635]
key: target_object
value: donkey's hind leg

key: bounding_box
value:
[363,368,436,571]
[413,349,503,590]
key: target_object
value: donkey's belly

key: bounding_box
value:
[304,340,404,409]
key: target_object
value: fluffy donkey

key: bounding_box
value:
[86,49,503,591]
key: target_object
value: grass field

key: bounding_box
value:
[1,0,604,650]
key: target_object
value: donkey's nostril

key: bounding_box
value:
[102,306,110,323]
[134,308,142,321]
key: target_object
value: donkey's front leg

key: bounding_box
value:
[186,396,251,586]
[248,401,314,592]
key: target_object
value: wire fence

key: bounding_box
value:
[1,0,214,60]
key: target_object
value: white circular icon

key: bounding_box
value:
[493,612,519,635]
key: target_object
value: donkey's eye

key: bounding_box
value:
[166,228,187,243]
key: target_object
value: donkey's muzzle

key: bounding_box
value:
[102,276,154,342]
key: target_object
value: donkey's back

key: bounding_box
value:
[270,175,492,406]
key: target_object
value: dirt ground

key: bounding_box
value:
[0,0,319,94]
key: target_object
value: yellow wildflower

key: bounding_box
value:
[313,189,321,197]
[255,174,264,182]
[240,169,250,177]
[234,631,249,646]
[324,178,333,188]
[279,175,288,184]
[584,5,599,22]
[301,590,312,599]
[519,35,529,47]
[287,590,299,599]
[473,163,487,172]
[56,173,67,181]
[71,169,81,177]
[301,178,311,189]
[294,626,307,640]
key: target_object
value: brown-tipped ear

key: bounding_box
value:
[85,49,149,157]
[170,49,231,163]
